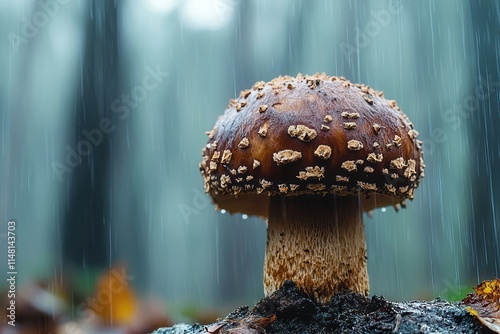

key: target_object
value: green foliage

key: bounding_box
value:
[438,284,473,302]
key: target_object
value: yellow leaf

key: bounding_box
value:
[463,278,500,333]
[91,264,137,327]
[466,306,478,317]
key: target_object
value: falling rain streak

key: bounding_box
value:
[0,0,499,331]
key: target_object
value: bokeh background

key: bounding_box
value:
[1,0,499,324]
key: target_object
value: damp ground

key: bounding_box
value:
[152,281,491,333]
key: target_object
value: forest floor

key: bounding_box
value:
[152,280,493,333]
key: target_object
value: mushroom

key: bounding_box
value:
[200,73,424,304]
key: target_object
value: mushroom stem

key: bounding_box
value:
[263,194,369,304]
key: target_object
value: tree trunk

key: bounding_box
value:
[62,0,120,271]
[468,1,500,280]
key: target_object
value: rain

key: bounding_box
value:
[0,0,499,332]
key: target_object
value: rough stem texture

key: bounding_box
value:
[263,195,368,304]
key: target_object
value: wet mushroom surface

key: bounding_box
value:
[199,73,425,304]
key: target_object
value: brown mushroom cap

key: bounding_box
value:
[200,73,424,217]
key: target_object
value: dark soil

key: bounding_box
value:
[152,281,492,333]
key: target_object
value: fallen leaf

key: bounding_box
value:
[92,264,137,327]
[462,278,500,333]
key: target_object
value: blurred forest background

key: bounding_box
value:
[1,0,499,322]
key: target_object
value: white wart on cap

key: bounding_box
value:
[200,73,424,217]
